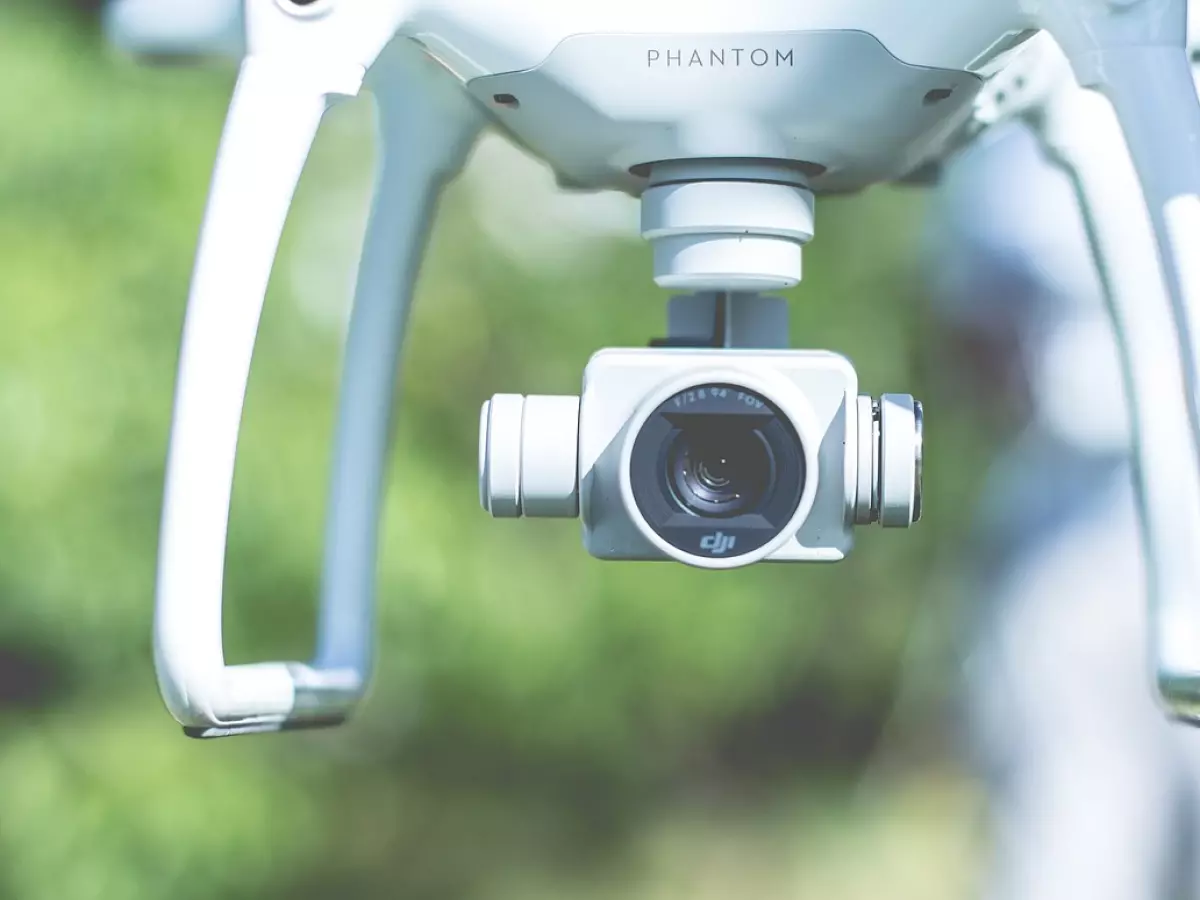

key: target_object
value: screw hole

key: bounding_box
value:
[493,93,520,109]
[922,88,954,106]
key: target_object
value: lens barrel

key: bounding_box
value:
[628,382,806,559]
[667,424,773,517]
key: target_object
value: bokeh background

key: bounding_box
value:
[0,2,1007,897]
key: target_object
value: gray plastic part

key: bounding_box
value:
[666,292,791,349]
[183,715,346,740]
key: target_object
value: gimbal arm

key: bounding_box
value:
[153,41,482,738]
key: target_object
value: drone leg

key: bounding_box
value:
[154,42,482,738]
[1034,82,1200,721]
[155,56,366,736]
[1038,4,1200,402]
[312,44,484,678]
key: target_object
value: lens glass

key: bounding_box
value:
[628,381,808,560]
[668,426,773,517]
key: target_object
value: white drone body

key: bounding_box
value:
[153,0,1200,738]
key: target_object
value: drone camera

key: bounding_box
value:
[480,347,922,569]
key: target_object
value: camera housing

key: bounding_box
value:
[583,349,852,567]
[480,346,923,570]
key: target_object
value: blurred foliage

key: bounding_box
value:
[0,2,998,897]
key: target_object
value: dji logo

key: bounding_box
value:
[700,532,737,555]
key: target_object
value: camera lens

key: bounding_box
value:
[668,427,773,517]
[628,382,807,560]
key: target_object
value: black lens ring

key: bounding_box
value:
[628,382,807,559]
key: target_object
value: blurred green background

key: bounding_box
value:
[0,2,1004,897]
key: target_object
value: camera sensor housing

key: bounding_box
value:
[579,349,857,567]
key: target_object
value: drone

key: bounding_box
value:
[150,0,1200,738]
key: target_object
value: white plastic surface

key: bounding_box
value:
[154,56,356,734]
[1029,0,1185,89]
[466,29,986,196]
[642,179,816,242]
[313,45,484,684]
[642,175,815,291]
[1036,83,1200,717]
[650,236,804,292]
[231,0,1200,201]
[249,0,1016,196]
[932,10,1200,717]
[405,0,1024,79]
[878,394,919,528]
[519,396,581,518]
[481,395,524,519]
[104,0,246,58]
[242,0,405,76]
[154,41,483,736]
